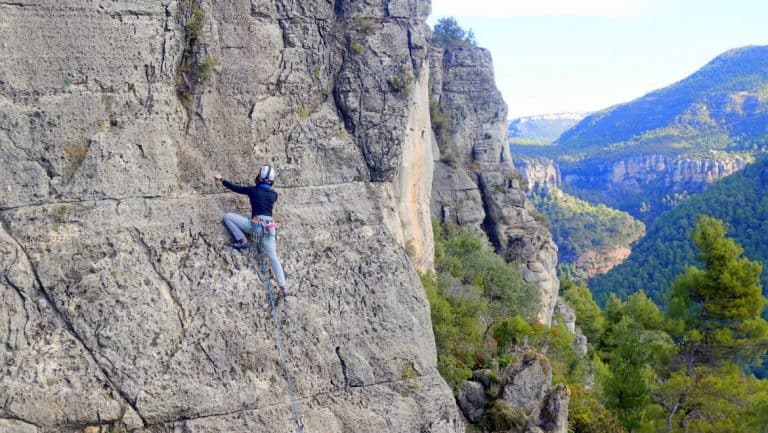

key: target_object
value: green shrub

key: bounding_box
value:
[432,17,477,47]
[52,205,69,224]
[569,385,627,433]
[484,400,527,433]
[423,222,544,394]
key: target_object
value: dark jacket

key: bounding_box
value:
[222,180,278,218]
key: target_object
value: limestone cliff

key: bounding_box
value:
[0,1,460,432]
[558,152,751,220]
[561,153,750,194]
[429,44,559,325]
[513,157,561,193]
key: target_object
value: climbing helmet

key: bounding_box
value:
[259,165,277,182]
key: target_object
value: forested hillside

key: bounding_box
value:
[426,217,768,432]
[557,45,768,157]
[591,158,768,305]
[531,189,644,279]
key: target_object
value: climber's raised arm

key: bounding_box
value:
[214,172,251,194]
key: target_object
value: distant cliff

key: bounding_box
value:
[560,152,751,220]
[592,157,768,305]
[514,157,562,192]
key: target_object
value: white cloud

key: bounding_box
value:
[431,0,660,18]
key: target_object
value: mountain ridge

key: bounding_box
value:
[556,45,768,156]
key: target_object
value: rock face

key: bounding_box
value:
[575,247,632,279]
[562,153,750,193]
[0,1,462,432]
[457,380,488,422]
[514,157,562,193]
[499,353,553,417]
[429,44,559,324]
[558,152,750,221]
[457,352,570,433]
[553,299,588,357]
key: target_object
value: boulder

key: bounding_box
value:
[457,380,488,422]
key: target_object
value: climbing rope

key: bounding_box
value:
[253,236,305,433]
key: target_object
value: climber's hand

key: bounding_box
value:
[213,172,222,182]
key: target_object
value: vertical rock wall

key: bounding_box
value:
[429,44,559,324]
[0,1,460,431]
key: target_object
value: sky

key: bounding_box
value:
[428,0,768,118]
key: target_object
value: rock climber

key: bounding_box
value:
[214,166,290,300]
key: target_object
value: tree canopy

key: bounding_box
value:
[668,215,768,368]
[431,17,477,47]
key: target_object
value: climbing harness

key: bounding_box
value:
[253,233,305,433]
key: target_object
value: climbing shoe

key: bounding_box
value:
[231,239,250,250]
[274,286,291,306]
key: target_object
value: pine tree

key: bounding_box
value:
[667,215,768,370]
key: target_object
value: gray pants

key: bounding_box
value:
[223,212,286,287]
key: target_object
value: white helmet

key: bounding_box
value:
[258,165,276,183]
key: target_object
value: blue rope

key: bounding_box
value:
[254,240,305,433]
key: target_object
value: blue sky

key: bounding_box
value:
[428,0,768,118]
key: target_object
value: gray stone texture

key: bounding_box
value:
[0,0,462,432]
[499,352,552,419]
[513,157,562,193]
[537,384,570,433]
[496,352,569,433]
[554,298,588,357]
[429,42,559,324]
[457,380,487,422]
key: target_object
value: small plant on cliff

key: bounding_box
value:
[298,105,312,119]
[350,41,364,54]
[311,66,321,80]
[430,97,455,158]
[199,56,220,82]
[483,401,527,433]
[176,0,215,107]
[52,205,69,224]
[387,76,406,93]
[182,0,204,38]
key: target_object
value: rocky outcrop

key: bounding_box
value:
[457,380,488,422]
[457,352,570,433]
[499,353,552,417]
[553,299,588,357]
[429,43,559,324]
[575,247,632,279]
[514,157,562,193]
[0,1,462,432]
[430,159,486,229]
